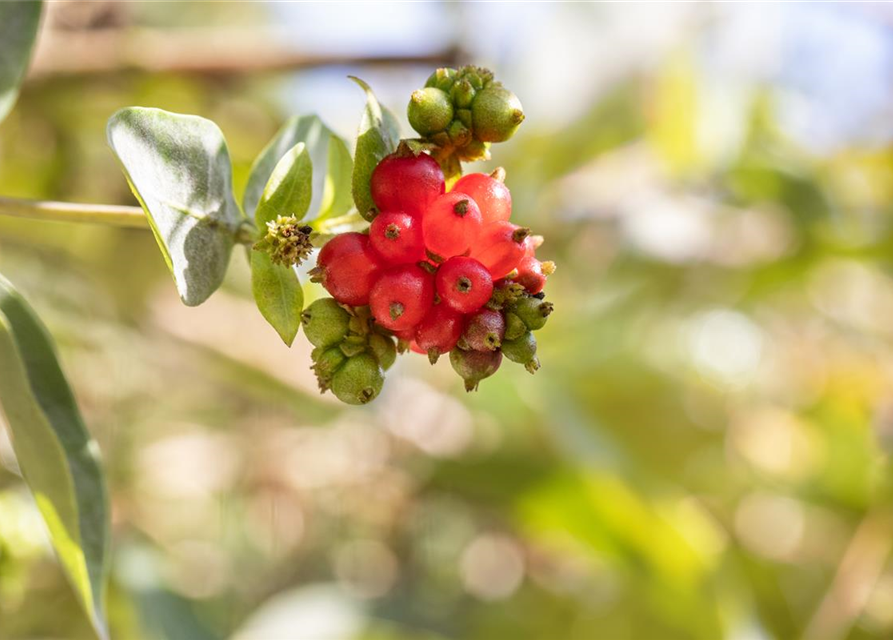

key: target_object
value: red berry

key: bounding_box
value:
[313,232,381,306]
[370,152,445,217]
[415,303,464,361]
[369,264,434,331]
[469,221,530,279]
[462,308,505,352]
[369,211,425,264]
[435,256,493,314]
[423,192,483,258]
[409,340,427,355]
[515,256,546,294]
[452,173,512,224]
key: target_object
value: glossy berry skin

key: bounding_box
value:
[515,256,546,294]
[315,233,381,306]
[369,264,434,331]
[462,309,505,352]
[416,304,464,361]
[452,173,511,224]
[369,211,425,264]
[470,221,529,279]
[422,192,483,258]
[435,257,493,314]
[370,152,445,217]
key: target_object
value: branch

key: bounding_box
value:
[28,28,461,78]
[0,196,147,228]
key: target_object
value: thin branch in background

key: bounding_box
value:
[803,511,893,640]
[27,28,462,79]
[0,196,147,229]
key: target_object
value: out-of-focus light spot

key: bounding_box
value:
[0,489,50,558]
[809,260,893,338]
[729,407,822,480]
[710,207,795,267]
[137,429,240,499]
[460,534,525,601]
[667,497,728,562]
[381,379,474,458]
[231,585,363,640]
[621,191,713,263]
[687,309,763,388]
[245,489,305,559]
[165,540,229,599]
[333,539,398,600]
[734,493,804,561]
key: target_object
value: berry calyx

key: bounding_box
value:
[369,211,425,264]
[311,345,348,392]
[331,353,384,405]
[370,150,445,218]
[408,87,454,136]
[301,298,351,348]
[369,264,435,331]
[450,347,503,392]
[461,309,505,352]
[415,303,464,364]
[471,85,525,143]
[451,170,512,224]
[469,221,530,279]
[435,256,494,314]
[422,192,483,259]
[502,331,540,374]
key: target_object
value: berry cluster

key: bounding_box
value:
[408,65,525,164]
[305,148,554,402]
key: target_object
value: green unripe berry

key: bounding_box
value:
[331,354,384,405]
[311,345,347,392]
[301,298,351,348]
[426,67,457,92]
[472,85,525,143]
[455,108,473,130]
[501,331,540,374]
[504,312,527,341]
[408,88,454,136]
[511,297,553,332]
[450,79,476,109]
[369,333,397,370]
[450,347,503,393]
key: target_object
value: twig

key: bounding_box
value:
[802,510,893,640]
[0,196,147,229]
[28,28,461,79]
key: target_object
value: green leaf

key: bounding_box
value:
[254,142,312,227]
[250,251,304,346]
[244,115,353,226]
[0,274,110,640]
[350,76,401,221]
[0,1,42,126]
[107,107,244,307]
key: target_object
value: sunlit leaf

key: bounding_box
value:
[0,274,110,640]
[350,76,400,221]
[0,0,42,126]
[244,115,353,226]
[107,107,244,307]
[250,251,304,346]
[253,142,312,226]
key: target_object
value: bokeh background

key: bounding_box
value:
[2,2,893,639]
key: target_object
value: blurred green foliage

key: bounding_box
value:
[3,4,893,640]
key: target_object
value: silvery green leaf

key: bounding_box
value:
[107,107,244,306]
[350,76,400,221]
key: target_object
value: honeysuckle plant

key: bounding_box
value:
[0,2,554,636]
